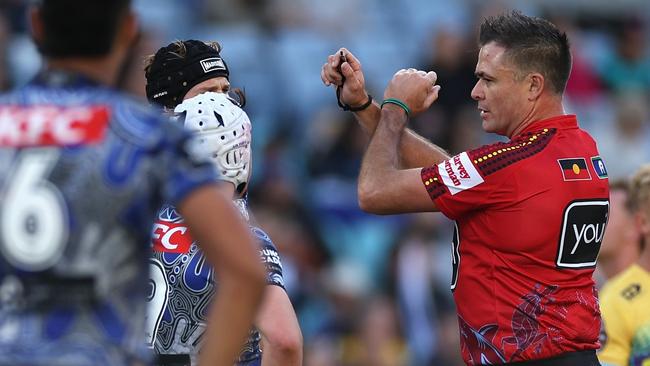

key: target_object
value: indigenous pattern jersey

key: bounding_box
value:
[420,115,609,364]
[147,199,285,365]
[0,71,218,366]
[599,265,650,366]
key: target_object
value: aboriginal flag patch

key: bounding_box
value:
[558,158,591,181]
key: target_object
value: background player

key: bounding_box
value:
[144,41,303,366]
[595,180,641,286]
[599,165,650,366]
[0,1,265,365]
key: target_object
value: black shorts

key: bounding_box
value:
[154,354,262,366]
[499,350,600,366]
[154,354,190,366]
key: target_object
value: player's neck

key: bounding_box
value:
[638,244,650,273]
[46,57,119,87]
[599,256,629,280]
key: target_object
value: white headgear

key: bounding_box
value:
[174,92,252,195]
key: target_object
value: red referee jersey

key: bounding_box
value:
[420,115,609,365]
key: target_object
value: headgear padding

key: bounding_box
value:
[146,40,229,109]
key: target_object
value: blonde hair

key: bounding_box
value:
[629,164,650,214]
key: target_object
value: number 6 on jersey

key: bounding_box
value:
[1,149,69,271]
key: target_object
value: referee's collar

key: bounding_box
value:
[518,114,578,136]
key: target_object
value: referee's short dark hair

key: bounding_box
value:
[479,10,572,95]
[35,0,131,58]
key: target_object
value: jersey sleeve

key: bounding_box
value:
[155,117,220,205]
[251,226,285,289]
[420,128,556,220]
[598,285,631,366]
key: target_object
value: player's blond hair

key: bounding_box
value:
[629,165,650,214]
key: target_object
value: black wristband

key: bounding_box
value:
[336,86,373,112]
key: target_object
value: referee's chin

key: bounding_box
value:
[481,119,499,135]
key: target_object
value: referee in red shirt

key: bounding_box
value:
[321,11,607,366]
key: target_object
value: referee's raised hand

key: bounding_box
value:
[321,48,370,109]
[383,68,441,117]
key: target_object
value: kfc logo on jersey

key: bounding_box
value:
[556,200,609,268]
[0,105,109,147]
[437,152,484,195]
[151,220,194,253]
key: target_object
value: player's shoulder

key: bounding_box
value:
[601,265,649,303]
[466,127,557,177]
[107,93,183,148]
[251,225,284,281]
[0,84,179,149]
[47,85,182,149]
[156,204,182,222]
[250,226,276,248]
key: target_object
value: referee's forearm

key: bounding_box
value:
[358,107,404,213]
[353,101,450,169]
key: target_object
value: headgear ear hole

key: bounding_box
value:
[236,182,248,195]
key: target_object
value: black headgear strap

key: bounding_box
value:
[145,40,229,109]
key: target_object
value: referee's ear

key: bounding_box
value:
[526,72,544,101]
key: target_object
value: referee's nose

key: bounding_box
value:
[471,79,484,101]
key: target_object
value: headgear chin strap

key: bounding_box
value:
[145,40,230,109]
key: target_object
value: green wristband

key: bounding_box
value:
[381,98,411,117]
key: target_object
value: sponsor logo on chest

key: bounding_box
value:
[151,220,194,253]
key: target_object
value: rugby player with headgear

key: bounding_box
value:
[144,40,303,366]
[0,1,265,366]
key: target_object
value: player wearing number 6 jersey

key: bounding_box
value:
[321,11,607,366]
[0,1,265,366]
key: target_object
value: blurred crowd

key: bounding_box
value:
[2,0,650,365]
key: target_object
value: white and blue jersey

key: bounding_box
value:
[148,198,285,366]
[0,70,219,366]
